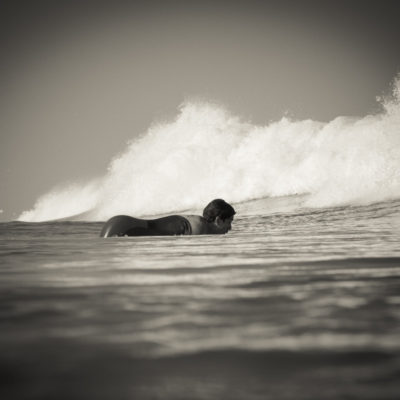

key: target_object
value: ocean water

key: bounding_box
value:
[2,76,400,398]
[1,196,400,400]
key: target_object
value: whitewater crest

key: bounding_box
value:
[19,77,400,222]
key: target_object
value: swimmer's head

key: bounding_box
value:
[203,199,236,233]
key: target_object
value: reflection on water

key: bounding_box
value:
[1,199,400,399]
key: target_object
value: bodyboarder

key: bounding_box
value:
[100,199,235,237]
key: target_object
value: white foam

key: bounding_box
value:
[19,76,400,221]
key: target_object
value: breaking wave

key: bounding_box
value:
[19,76,400,221]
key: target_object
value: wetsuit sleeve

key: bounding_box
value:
[148,215,192,235]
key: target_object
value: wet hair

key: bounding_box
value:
[202,199,236,223]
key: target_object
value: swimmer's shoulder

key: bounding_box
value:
[184,215,209,235]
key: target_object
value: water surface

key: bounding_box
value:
[1,199,400,399]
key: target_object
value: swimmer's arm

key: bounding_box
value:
[184,215,209,235]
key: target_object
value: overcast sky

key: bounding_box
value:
[1,0,399,221]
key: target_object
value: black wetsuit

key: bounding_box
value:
[100,215,192,237]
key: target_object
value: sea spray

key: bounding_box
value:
[19,77,400,222]
[18,180,101,222]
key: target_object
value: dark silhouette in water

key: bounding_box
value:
[100,199,235,237]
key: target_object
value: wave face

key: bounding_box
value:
[19,76,400,222]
